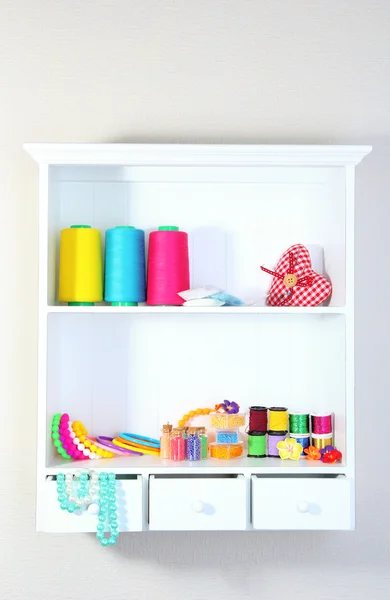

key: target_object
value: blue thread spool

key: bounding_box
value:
[290,433,310,455]
[104,226,146,305]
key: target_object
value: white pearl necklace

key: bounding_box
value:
[65,471,99,508]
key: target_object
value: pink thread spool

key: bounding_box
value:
[311,413,332,435]
[147,226,190,305]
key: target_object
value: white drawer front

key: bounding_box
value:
[149,475,247,531]
[41,476,143,532]
[252,476,353,530]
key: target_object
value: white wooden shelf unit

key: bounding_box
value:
[26,143,371,533]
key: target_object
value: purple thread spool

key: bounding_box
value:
[267,431,287,457]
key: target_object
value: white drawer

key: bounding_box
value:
[40,476,143,532]
[149,475,247,531]
[252,476,353,530]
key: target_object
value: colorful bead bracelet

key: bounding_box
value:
[94,436,139,455]
[51,414,72,460]
[71,420,114,459]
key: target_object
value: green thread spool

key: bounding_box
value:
[247,431,266,458]
[289,412,310,434]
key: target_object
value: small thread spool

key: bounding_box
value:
[247,431,267,458]
[311,413,332,435]
[147,226,190,306]
[312,433,333,450]
[267,431,287,457]
[59,225,103,305]
[290,433,310,455]
[289,412,310,434]
[104,226,146,306]
[268,407,288,432]
[249,406,268,432]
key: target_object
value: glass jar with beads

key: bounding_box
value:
[160,423,173,459]
[170,428,186,461]
[198,426,208,459]
[186,427,202,461]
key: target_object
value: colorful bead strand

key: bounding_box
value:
[96,472,119,547]
[178,408,212,427]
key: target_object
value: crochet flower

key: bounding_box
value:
[215,400,240,414]
[277,438,303,460]
[304,445,321,460]
[322,449,342,464]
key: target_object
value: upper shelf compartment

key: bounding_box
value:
[46,164,346,307]
[26,144,370,309]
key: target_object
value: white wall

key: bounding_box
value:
[1,1,389,598]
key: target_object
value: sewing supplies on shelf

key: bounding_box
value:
[260,244,332,307]
[147,226,190,305]
[311,433,334,450]
[160,423,173,459]
[267,431,287,457]
[311,413,333,434]
[178,407,212,427]
[209,442,243,459]
[247,431,267,458]
[289,433,310,455]
[113,432,160,455]
[104,226,146,306]
[210,412,245,428]
[268,407,289,432]
[248,406,268,432]
[186,428,202,461]
[289,412,310,434]
[56,471,119,547]
[170,428,186,461]
[59,225,103,305]
[277,437,303,460]
[216,430,240,444]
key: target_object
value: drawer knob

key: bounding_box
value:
[297,501,309,513]
[192,500,204,513]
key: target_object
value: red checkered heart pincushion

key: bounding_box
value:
[261,244,332,307]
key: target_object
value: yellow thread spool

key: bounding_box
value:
[59,225,103,304]
[311,434,333,449]
[268,407,288,432]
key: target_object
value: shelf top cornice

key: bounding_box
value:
[24,143,372,167]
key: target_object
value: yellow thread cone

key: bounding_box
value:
[59,226,103,303]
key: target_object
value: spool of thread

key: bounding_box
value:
[312,433,333,450]
[268,407,288,432]
[59,225,103,305]
[249,406,268,432]
[290,433,310,455]
[247,431,267,458]
[311,413,332,435]
[147,226,190,305]
[104,226,146,305]
[267,431,287,457]
[289,412,310,434]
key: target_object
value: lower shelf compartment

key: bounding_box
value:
[252,475,353,530]
[40,476,143,532]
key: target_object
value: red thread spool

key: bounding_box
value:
[311,413,332,435]
[147,226,190,305]
[249,406,268,432]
